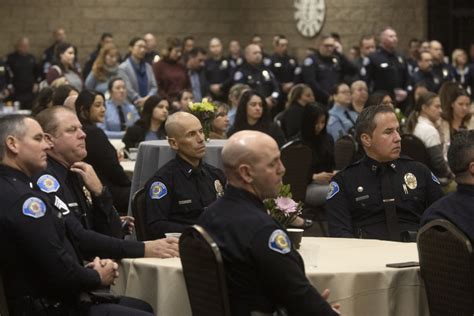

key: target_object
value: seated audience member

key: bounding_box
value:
[350,80,369,114]
[440,87,474,156]
[144,112,226,239]
[327,105,444,241]
[118,37,158,108]
[99,77,140,139]
[82,32,115,80]
[421,130,474,240]
[31,87,54,116]
[405,92,453,180]
[227,83,250,127]
[35,106,125,238]
[198,130,340,316]
[170,89,194,112]
[0,115,178,315]
[122,95,169,150]
[451,48,472,93]
[300,104,336,206]
[52,83,79,106]
[327,83,358,142]
[365,90,394,108]
[209,102,230,139]
[85,43,120,94]
[153,37,189,99]
[280,83,315,140]
[75,90,131,215]
[228,90,286,147]
[46,42,83,91]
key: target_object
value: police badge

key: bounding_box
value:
[404,173,417,190]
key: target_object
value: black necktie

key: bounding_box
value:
[380,164,401,241]
[117,105,126,131]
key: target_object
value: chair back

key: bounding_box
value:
[179,225,231,316]
[131,187,148,241]
[280,142,312,202]
[334,134,357,171]
[417,219,474,316]
[401,134,432,168]
[0,273,9,316]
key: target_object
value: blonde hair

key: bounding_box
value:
[451,49,467,68]
[92,43,119,81]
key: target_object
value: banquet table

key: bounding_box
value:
[113,237,428,316]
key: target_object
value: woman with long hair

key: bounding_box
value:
[75,90,131,215]
[209,102,230,139]
[85,43,120,94]
[405,92,453,179]
[280,83,315,139]
[122,95,169,150]
[227,90,285,147]
[46,42,83,91]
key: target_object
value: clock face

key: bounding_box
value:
[294,0,326,38]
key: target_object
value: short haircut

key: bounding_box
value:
[36,106,74,136]
[359,34,375,46]
[355,105,395,143]
[128,37,144,47]
[188,47,207,58]
[0,115,29,160]
[448,130,474,175]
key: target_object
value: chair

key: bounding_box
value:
[334,134,357,171]
[273,111,285,127]
[417,219,474,316]
[280,141,312,203]
[179,225,231,316]
[0,273,9,316]
[401,134,432,168]
[131,187,149,241]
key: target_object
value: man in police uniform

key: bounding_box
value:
[412,51,441,93]
[144,112,226,239]
[366,27,411,106]
[204,37,233,101]
[421,130,474,241]
[232,44,280,109]
[327,105,444,241]
[302,34,358,105]
[0,115,179,315]
[34,106,125,238]
[199,131,340,315]
[429,40,455,85]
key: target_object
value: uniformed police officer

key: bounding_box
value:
[198,130,340,315]
[327,105,444,241]
[232,44,280,110]
[144,112,226,239]
[0,115,179,315]
[204,37,233,101]
[412,51,441,93]
[366,28,411,105]
[34,106,125,238]
[302,34,358,105]
[227,39,244,71]
[421,130,474,241]
[429,40,455,85]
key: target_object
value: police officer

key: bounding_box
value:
[421,130,474,241]
[41,28,67,78]
[0,115,179,315]
[204,37,233,101]
[198,130,340,315]
[227,39,244,71]
[144,112,226,239]
[302,34,358,105]
[350,35,376,85]
[429,40,455,85]
[412,51,441,92]
[232,44,280,109]
[327,105,444,241]
[366,28,411,105]
[34,106,124,238]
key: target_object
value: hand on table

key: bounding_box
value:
[144,237,179,258]
[322,289,342,315]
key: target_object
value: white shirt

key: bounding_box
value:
[413,116,442,148]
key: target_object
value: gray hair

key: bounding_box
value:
[0,114,29,160]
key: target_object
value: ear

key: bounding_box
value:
[5,135,19,155]
[238,164,253,184]
[360,133,371,148]
[469,161,474,175]
[167,137,179,151]
[44,133,54,148]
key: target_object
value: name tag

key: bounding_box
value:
[178,199,192,205]
[355,195,369,202]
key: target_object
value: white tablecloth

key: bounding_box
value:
[113,237,428,316]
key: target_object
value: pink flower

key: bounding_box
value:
[275,197,298,214]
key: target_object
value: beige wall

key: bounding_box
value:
[0,0,427,64]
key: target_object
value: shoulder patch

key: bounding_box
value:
[431,172,440,185]
[326,181,340,200]
[22,197,47,219]
[233,71,243,81]
[37,174,60,193]
[263,57,272,67]
[268,229,291,254]
[304,57,313,66]
[149,181,168,200]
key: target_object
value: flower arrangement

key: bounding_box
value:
[264,184,303,227]
[188,98,217,140]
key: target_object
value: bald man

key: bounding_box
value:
[143,112,226,239]
[198,131,340,316]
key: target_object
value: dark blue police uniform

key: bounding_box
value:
[327,155,444,240]
[421,183,474,241]
[204,57,233,101]
[232,62,280,102]
[366,48,410,94]
[144,155,226,239]
[199,185,338,316]
[412,69,442,93]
